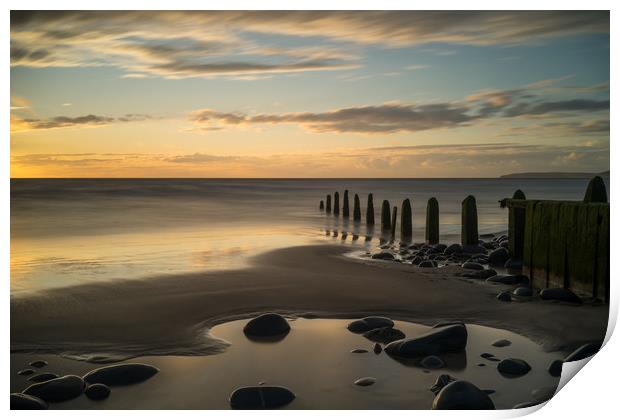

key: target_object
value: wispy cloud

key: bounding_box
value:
[11,113,159,133]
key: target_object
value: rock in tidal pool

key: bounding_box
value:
[513,286,533,297]
[488,247,509,266]
[23,375,85,403]
[486,274,529,285]
[347,317,394,333]
[371,252,395,260]
[421,355,445,369]
[85,383,111,400]
[243,313,291,338]
[461,262,484,270]
[28,373,59,383]
[540,288,583,304]
[491,339,512,348]
[547,359,563,377]
[432,381,495,410]
[83,363,159,386]
[363,326,405,343]
[564,342,601,362]
[18,369,35,376]
[496,291,512,302]
[430,374,457,395]
[497,358,531,377]
[10,393,48,410]
[385,324,467,358]
[354,377,376,386]
[29,360,48,369]
[229,386,295,409]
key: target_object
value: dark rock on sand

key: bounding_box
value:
[483,389,496,395]
[421,355,445,369]
[363,326,405,344]
[433,244,448,253]
[10,393,48,410]
[564,342,601,362]
[462,268,496,280]
[461,245,488,255]
[547,359,563,377]
[488,247,509,266]
[480,353,500,362]
[373,343,382,354]
[371,252,395,260]
[354,377,376,386]
[443,244,462,255]
[486,274,529,285]
[418,260,438,268]
[491,339,511,348]
[385,324,467,358]
[18,369,35,376]
[540,288,583,304]
[83,363,159,386]
[513,286,533,297]
[350,349,368,354]
[461,262,484,270]
[243,313,291,337]
[348,317,394,333]
[23,375,85,402]
[496,292,512,302]
[230,386,296,409]
[497,358,531,376]
[430,374,457,395]
[504,259,523,270]
[29,360,47,369]
[432,380,495,410]
[28,373,59,383]
[85,383,111,400]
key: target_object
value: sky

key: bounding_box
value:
[10,11,610,178]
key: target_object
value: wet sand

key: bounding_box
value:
[11,244,608,361]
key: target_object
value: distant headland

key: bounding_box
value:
[500,171,609,179]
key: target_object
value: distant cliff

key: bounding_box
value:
[500,170,609,179]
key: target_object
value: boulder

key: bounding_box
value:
[18,369,35,376]
[491,339,511,348]
[362,326,405,344]
[499,240,509,249]
[488,247,509,266]
[83,363,159,386]
[10,393,48,410]
[385,324,467,358]
[243,313,291,337]
[564,342,601,362]
[462,269,496,280]
[513,286,533,297]
[496,292,512,302]
[461,245,488,255]
[347,317,394,333]
[421,355,445,369]
[547,359,563,377]
[432,381,495,410]
[23,375,85,402]
[486,274,529,285]
[540,288,583,304]
[497,358,531,376]
[354,377,376,386]
[443,244,462,255]
[461,262,484,270]
[85,383,111,400]
[433,244,448,253]
[29,360,47,368]
[371,252,395,260]
[28,373,59,383]
[230,386,295,409]
[430,374,457,395]
[504,259,523,270]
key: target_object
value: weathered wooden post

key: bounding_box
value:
[400,199,412,241]
[509,189,526,260]
[326,194,332,213]
[353,194,361,221]
[334,192,340,216]
[425,197,439,244]
[319,200,324,211]
[583,176,608,203]
[381,200,391,232]
[461,195,479,246]
[366,194,375,225]
[343,190,350,218]
[391,206,398,238]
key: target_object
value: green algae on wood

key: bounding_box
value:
[334,192,340,216]
[583,176,608,203]
[425,197,439,245]
[343,190,350,218]
[400,199,412,241]
[461,195,479,246]
[353,194,361,221]
[381,200,391,232]
[366,194,375,225]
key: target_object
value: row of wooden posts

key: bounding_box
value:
[319,191,478,246]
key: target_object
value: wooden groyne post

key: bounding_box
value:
[381,200,391,232]
[366,194,375,225]
[425,197,439,245]
[508,189,526,260]
[319,200,324,211]
[353,194,361,221]
[461,195,479,246]
[391,206,398,238]
[326,194,332,213]
[343,190,350,218]
[334,192,340,216]
[584,176,608,203]
[400,199,412,241]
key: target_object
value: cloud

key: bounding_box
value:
[502,99,610,117]
[10,11,608,79]
[11,113,158,132]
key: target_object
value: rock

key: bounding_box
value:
[513,401,539,409]
[23,375,85,402]
[461,245,488,255]
[229,386,296,409]
[461,262,484,270]
[477,363,486,367]
[462,268,496,280]
[491,339,511,348]
[347,317,394,333]
[488,247,509,266]
[354,377,376,386]
[540,288,583,304]
[362,326,405,344]
[10,393,48,410]
[83,363,159,386]
[480,353,500,362]
[486,274,529,285]
[531,386,556,402]
[418,260,438,268]
[496,292,512,302]
[547,359,563,377]
[85,383,111,400]
[433,244,448,253]
[432,321,465,329]
[499,240,509,248]
[385,324,467,358]
[29,360,47,368]
[421,355,445,369]
[443,244,462,255]
[432,380,495,410]
[243,313,291,337]
[497,358,531,376]
[350,349,368,354]
[484,389,496,395]
[371,252,395,260]
[564,342,601,362]
[410,256,423,265]
[504,259,523,270]
[28,373,59,383]
[513,286,533,297]
[18,369,35,376]
[429,374,457,395]
[373,343,382,354]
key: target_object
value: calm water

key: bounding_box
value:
[10,178,603,295]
